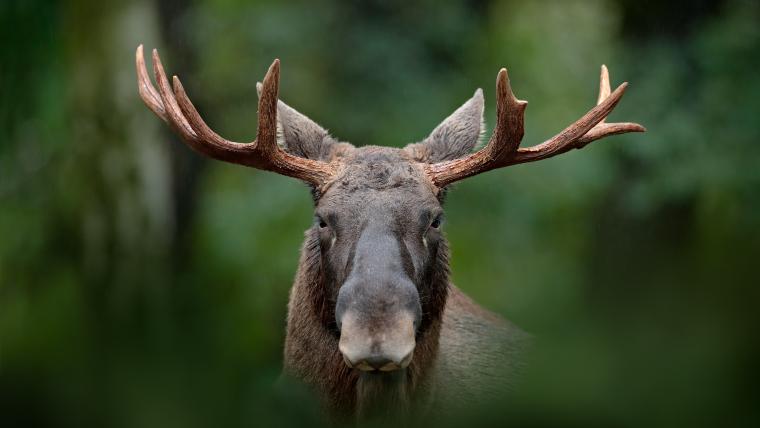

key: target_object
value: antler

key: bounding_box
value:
[424,65,645,188]
[135,45,337,186]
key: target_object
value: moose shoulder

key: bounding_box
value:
[135,45,644,422]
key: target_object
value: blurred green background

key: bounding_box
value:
[2,0,759,426]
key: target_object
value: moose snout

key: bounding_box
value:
[334,226,422,372]
[338,310,416,372]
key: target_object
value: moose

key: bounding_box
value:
[135,45,644,421]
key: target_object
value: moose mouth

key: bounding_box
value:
[342,351,414,372]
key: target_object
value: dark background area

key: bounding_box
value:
[1,0,759,426]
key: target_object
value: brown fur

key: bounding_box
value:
[283,221,448,420]
[283,230,529,421]
[282,148,530,423]
[269,90,529,422]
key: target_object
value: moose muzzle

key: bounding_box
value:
[335,226,421,372]
[338,308,416,372]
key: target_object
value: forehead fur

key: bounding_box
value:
[329,146,430,193]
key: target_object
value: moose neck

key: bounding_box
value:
[283,228,451,420]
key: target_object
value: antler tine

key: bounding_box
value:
[151,48,200,143]
[136,45,167,122]
[575,65,646,146]
[255,59,281,160]
[172,76,236,147]
[424,68,527,187]
[598,64,611,106]
[247,59,339,183]
[515,65,646,161]
[135,45,337,186]
[425,65,645,188]
[512,80,629,163]
[493,68,529,155]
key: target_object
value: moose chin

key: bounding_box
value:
[135,44,644,422]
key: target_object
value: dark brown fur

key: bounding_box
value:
[282,146,529,422]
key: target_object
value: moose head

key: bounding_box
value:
[136,45,644,418]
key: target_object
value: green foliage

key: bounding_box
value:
[1,0,759,426]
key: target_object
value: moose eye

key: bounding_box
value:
[430,215,442,229]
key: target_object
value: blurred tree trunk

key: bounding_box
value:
[59,0,180,322]
[59,0,208,295]
[155,0,208,272]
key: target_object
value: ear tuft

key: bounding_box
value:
[404,89,485,163]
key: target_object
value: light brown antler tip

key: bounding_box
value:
[260,59,281,93]
[598,65,612,105]
[151,49,164,74]
[496,68,528,108]
[135,44,169,121]
[171,75,182,89]
[136,45,148,71]
[268,59,281,75]
[496,67,509,90]
[151,49,167,79]
[135,44,146,73]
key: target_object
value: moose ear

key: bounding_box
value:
[404,89,485,163]
[257,82,350,162]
